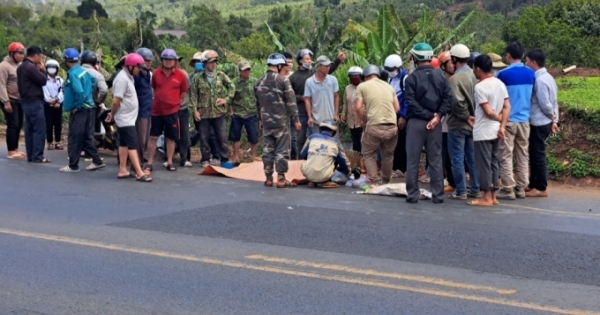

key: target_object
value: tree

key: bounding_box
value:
[232,32,276,60]
[77,0,108,20]
[186,5,232,52]
[227,15,253,41]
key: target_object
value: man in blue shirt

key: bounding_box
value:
[134,47,154,167]
[60,48,105,173]
[496,42,535,200]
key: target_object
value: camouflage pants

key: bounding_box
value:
[263,126,291,180]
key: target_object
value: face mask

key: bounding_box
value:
[195,63,204,71]
[302,63,312,70]
[47,68,57,75]
[350,77,362,86]
[388,70,398,78]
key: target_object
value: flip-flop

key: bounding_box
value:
[277,180,297,188]
[468,200,494,207]
[264,179,274,187]
[164,164,177,171]
[321,181,340,188]
[33,158,52,163]
[7,154,25,160]
[117,172,135,179]
[136,174,153,182]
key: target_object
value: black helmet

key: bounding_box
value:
[379,66,389,81]
[468,52,481,68]
[136,47,154,62]
[81,50,98,65]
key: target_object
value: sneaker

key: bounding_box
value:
[515,188,526,199]
[183,161,193,167]
[47,143,54,150]
[86,163,106,171]
[449,192,467,200]
[525,189,548,197]
[210,159,221,166]
[496,188,516,200]
[392,170,405,178]
[201,161,210,168]
[419,174,430,183]
[59,166,80,173]
[467,190,483,198]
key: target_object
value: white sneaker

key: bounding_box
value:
[183,161,193,167]
[210,159,221,166]
[201,161,210,168]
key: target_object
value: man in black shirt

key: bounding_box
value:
[17,46,50,163]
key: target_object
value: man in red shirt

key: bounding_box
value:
[144,49,188,173]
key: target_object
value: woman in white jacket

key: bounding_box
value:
[42,59,64,150]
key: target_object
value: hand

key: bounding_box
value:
[105,113,113,123]
[426,115,440,130]
[498,127,506,141]
[467,116,475,128]
[294,121,302,131]
[194,111,201,121]
[397,117,406,130]
[337,51,347,62]
[259,122,263,130]
[4,102,12,113]
[49,98,56,105]
[54,103,60,108]
[340,114,346,123]
[38,62,46,71]
[552,122,560,135]
[216,98,226,106]
[333,114,339,123]
[307,117,314,127]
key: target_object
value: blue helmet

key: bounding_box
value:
[267,53,287,66]
[63,48,80,62]
[319,119,338,132]
[160,48,178,60]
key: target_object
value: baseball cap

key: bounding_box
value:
[238,60,251,71]
[488,52,507,68]
[316,55,332,66]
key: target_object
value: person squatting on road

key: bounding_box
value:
[105,53,152,183]
[229,60,259,164]
[254,53,302,188]
[17,45,51,163]
[133,47,155,169]
[341,66,363,152]
[145,48,188,173]
[189,50,235,168]
[403,42,453,204]
[469,54,511,207]
[60,48,105,172]
[300,119,350,188]
[42,59,64,151]
[355,65,400,186]
[0,42,26,160]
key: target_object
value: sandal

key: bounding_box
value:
[143,164,153,174]
[277,179,297,188]
[59,166,80,173]
[467,200,494,207]
[307,182,316,188]
[33,158,52,163]
[47,143,54,150]
[321,181,339,189]
[136,174,153,182]
[7,154,25,160]
[118,172,135,179]
[164,164,177,171]
[55,143,64,150]
[264,179,274,187]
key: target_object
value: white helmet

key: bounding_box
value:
[384,54,402,68]
[348,66,363,76]
[45,59,60,67]
[450,44,470,59]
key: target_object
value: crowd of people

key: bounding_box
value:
[0,40,558,205]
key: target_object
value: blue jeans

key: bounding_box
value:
[22,100,47,162]
[448,129,479,195]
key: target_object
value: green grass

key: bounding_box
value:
[556,76,600,126]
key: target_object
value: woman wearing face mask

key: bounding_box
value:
[42,59,64,150]
[341,66,363,152]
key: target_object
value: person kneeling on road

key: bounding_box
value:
[105,53,152,183]
[300,119,350,188]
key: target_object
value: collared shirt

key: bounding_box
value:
[151,67,188,116]
[342,84,360,129]
[112,69,138,127]
[454,65,470,74]
[231,77,257,118]
[497,62,535,123]
[389,68,408,118]
[189,70,235,119]
[43,75,64,104]
[530,67,558,126]
[304,74,339,124]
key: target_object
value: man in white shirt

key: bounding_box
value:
[303,56,340,136]
[469,54,511,207]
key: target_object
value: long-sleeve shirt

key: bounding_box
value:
[42,76,64,104]
[300,131,350,182]
[404,65,453,121]
[447,65,477,131]
[254,70,298,129]
[81,64,108,106]
[189,70,235,119]
[388,68,408,118]
[16,59,47,102]
[288,58,341,116]
[0,56,20,103]
[497,62,535,123]
[530,67,558,126]
[63,65,95,112]
[342,84,360,129]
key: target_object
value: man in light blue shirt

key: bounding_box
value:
[524,49,558,197]
[496,41,535,200]
[304,56,340,137]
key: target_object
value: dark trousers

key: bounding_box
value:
[292,114,309,160]
[405,119,444,202]
[529,123,551,191]
[442,132,455,188]
[44,104,63,143]
[393,127,407,172]
[475,139,500,192]
[1,100,23,151]
[178,109,190,164]
[68,108,102,169]
[136,117,150,163]
[199,115,228,163]
[350,127,363,153]
[194,121,220,160]
[22,100,46,162]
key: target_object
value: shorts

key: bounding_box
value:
[228,115,259,144]
[150,113,180,141]
[118,126,138,150]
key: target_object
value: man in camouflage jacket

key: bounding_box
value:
[254,53,302,188]
[189,50,235,166]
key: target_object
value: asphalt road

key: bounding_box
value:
[1,146,599,315]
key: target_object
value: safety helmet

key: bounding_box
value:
[449,44,470,59]
[347,66,363,76]
[379,66,389,81]
[362,65,380,78]
[45,59,60,68]
[319,119,338,132]
[189,51,204,66]
[62,48,80,62]
[124,53,145,67]
[468,52,481,68]
[430,57,440,69]
[81,50,98,65]
[8,42,25,53]
[437,51,451,65]
[384,54,403,69]
[296,48,314,62]
[410,42,434,61]
[203,50,218,63]
[267,53,287,66]
[160,48,179,60]
[136,47,154,62]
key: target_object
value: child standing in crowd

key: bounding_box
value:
[42,59,64,151]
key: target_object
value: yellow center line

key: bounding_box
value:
[1,228,598,315]
[245,255,516,295]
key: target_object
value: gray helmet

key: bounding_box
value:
[267,53,287,66]
[363,65,380,78]
[136,47,154,62]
